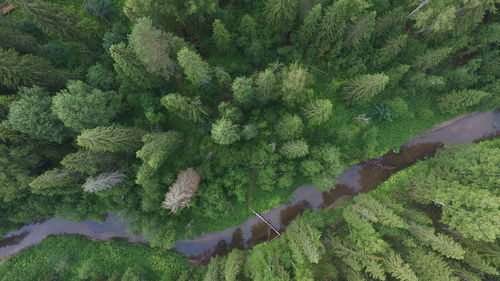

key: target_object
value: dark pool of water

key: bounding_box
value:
[1,111,498,261]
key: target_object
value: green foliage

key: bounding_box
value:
[211,119,240,145]
[52,80,121,132]
[231,77,253,105]
[281,63,308,105]
[136,131,182,170]
[280,139,309,159]
[110,43,160,89]
[177,47,211,86]
[437,89,490,113]
[275,114,303,140]
[7,86,68,143]
[343,74,389,105]
[286,218,324,264]
[224,249,244,281]
[61,150,118,175]
[161,93,208,123]
[255,68,279,104]
[77,126,145,152]
[86,63,116,91]
[412,47,453,71]
[212,19,231,52]
[264,0,298,32]
[303,99,333,126]
[30,168,82,195]
[0,48,68,90]
[129,17,174,78]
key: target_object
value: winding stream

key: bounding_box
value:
[1,111,498,261]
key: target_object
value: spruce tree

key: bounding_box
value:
[281,139,309,159]
[136,131,182,170]
[303,99,333,126]
[0,48,69,90]
[437,89,490,113]
[61,151,118,175]
[211,119,240,145]
[275,114,303,140]
[212,19,231,52]
[343,73,389,105]
[30,168,82,195]
[224,249,244,281]
[161,93,208,123]
[286,218,324,264]
[255,68,279,104]
[129,17,175,78]
[177,47,211,86]
[281,63,308,105]
[77,126,145,153]
[264,0,298,33]
[231,77,253,105]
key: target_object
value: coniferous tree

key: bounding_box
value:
[136,131,182,170]
[212,19,231,52]
[61,151,118,175]
[30,168,82,195]
[224,249,244,281]
[255,68,279,104]
[177,47,211,86]
[412,47,453,71]
[83,171,125,193]
[162,168,200,213]
[8,0,79,39]
[303,99,333,126]
[281,139,309,159]
[211,119,240,145]
[161,93,208,123]
[437,89,490,113]
[204,256,223,281]
[281,63,308,105]
[0,26,41,54]
[264,0,298,32]
[275,114,303,140]
[52,80,121,132]
[7,86,68,143]
[77,126,145,152]
[286,218,324,264]
[129,17,175,78]
[109,43,160,89]
[297,4,322,45]
[343,73,389,105]
[232,76,253,105]
[0,48,69,90]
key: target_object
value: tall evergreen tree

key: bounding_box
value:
[264,0,298,32]
[212,19,231,52]
[77,126,145,152]
[303,99,333,126]
[343,73,389,105]
[136,131,182,170]
[0,48,69,90]
[177,47,211,86]
[211,118,240,145]
[161,93,208,123]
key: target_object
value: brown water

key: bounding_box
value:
[0,111,498,261]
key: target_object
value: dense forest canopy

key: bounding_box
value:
[0,0,499,280]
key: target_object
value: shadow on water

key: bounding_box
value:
[1,111,499,263]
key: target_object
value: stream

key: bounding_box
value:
[1,110,498,262]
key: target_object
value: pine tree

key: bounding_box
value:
[129,17,175,78]
[83,171,125,193]
[136,131,182,170]
[109,43,160,89]
[211,119,240,145]
[343,73,389,105]
[255,68,278,104]
[281,63,308,105]
[7,86,68,143]
[224,249,244,281]
[161,93,208,123]
[264,0,298,32]
[212,19,231,52]
[0,48,69,90]
[275,114,303,140]
[61,151,118,175]
[161,168,200,213]
[281,139,309,159]
[8,0,79,39]
[30,168,82,195]
[437,89,490,113]
[177,47,211,86]
[303,99,333,126]
[286,218,324,264]
[77,126,145,152]
[52,80,121,132]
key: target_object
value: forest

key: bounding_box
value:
[0,0,499,280]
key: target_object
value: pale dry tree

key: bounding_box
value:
[161,168,200,214]
[83,171,125,193]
